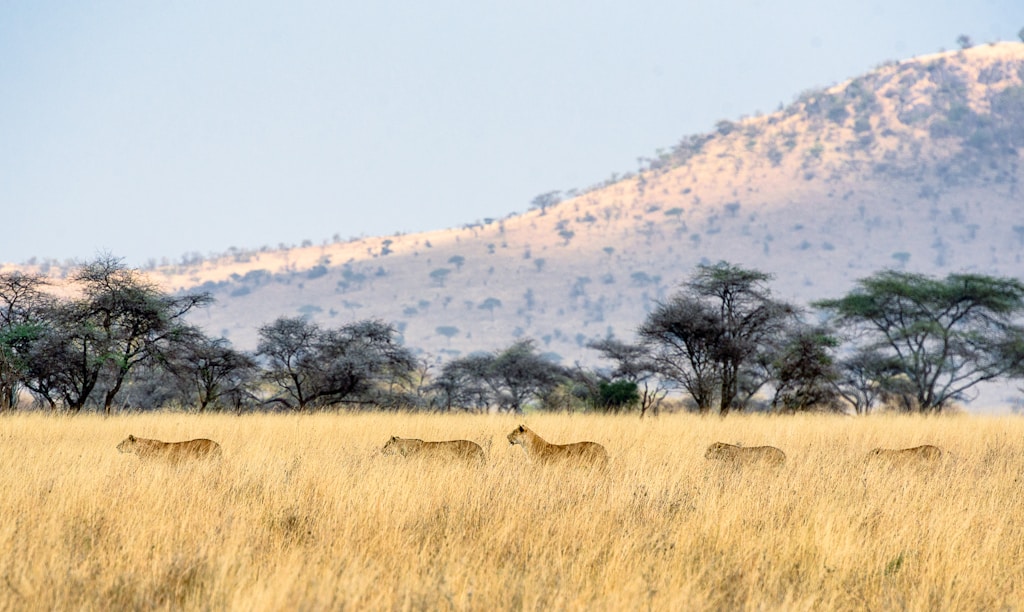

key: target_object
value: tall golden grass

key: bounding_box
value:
[1,411,1022,610]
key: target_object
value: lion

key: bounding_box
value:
[867,445,944,462]
[381,436,486,463]
[506,424,608,467]
[116,435,222,464]
[705,442,786,465]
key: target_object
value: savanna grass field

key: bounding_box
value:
[2,411,1023,611]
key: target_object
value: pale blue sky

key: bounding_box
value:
[3,1,1022,266]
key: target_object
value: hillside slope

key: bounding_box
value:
[7,43,1024,401]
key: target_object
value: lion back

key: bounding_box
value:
[120,436,222,463]
[753,445,787,465]
[180,438,222,460]
[427,440,486,463]
[548,441,609,466]
[448,439,486,462]
[706,442,785,465]
[868,445,943,462]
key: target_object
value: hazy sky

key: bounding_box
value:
[3,1,1022,266]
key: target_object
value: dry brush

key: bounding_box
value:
[1,412,1022,610]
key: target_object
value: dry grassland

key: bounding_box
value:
[1,412,1022,611]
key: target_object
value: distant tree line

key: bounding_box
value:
[3,256,1024,416]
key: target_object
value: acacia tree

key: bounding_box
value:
[692,262,795,414]
[313,319,418,409]
[587,337,667,418]
[429,353,493,412]
[12,257,211,413]
[530,191,562,215]
[257,317,416,410]
[166,332,258,412]
[815,270,1024,412]
[432,339,567,413]
[75,255,213,413]
[256,316,321,409]
[0,273,51,410]
[767,325,841,412]
[640,262,794,414]
[639,298,722,412]
[22,300,104,411]
[486,339,567,413]
[830,348,905,415]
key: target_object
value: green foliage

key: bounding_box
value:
[23,256,214,413]
[0,273,52,410]
[884,553,905,577]
[598,380,640,412]
[769,326,840,412]
[814,271,1024,412]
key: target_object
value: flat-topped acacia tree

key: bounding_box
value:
[815,270,1024,412]
[12,255,213,414]
[639,262,796,415]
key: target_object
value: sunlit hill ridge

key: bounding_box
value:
[6,43,1024,379]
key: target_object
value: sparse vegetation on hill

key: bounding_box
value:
[4,43,1024,409]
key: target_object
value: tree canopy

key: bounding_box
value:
[257,317,416,411]
[815,270,1024,412]
[431,339,568,413]
[7,257,1024,415]
[639,261,795,414]
[3,256,211,413]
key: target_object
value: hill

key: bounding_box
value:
[6,43,1024,403]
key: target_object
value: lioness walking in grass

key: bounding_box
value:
[381,436,486,463]
[867,445,943,461]
[507,424,608,467]
[116,435,222,464]
[705,442,786,465]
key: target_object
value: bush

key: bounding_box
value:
[597,380,640,412]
